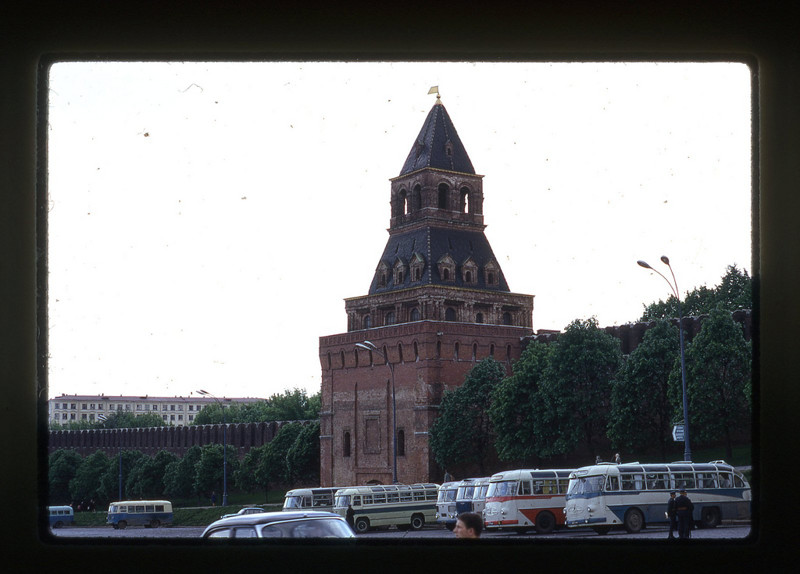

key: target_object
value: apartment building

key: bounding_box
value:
[48,394,265,427]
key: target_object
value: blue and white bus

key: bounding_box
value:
[564,460,751,534]
[454,477,491,518]
[107,500,173,529]
[48,505,74,529]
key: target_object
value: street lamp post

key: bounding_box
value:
[355,340,398,484]
[637,256,692,462]
[197,389,228,506]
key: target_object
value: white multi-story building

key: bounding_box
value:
[48,394,266,427]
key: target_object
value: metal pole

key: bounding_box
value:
[638,257,692,462]
[222,404,228,506]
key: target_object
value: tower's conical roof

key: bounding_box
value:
[399,98,475,176]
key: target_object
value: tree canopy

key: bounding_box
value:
[607,319,681,459]
[640,264,751,321]
[429,358,507,475]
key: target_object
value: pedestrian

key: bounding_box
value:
[666,491,678,539]
[595,455,602,464]
[674,489,694,539]
[453,512,482,539]
[346,504,355,528]
[444,470,453,483]
[614,453,621,464]
[210,491,217,507]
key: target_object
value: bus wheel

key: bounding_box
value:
[592,526,612,535]
[410,514,425,531]
[623,509,644,533]
[700,507,720,528]
[354,517,370,534]
[54,521,63,529]
[534,511,556,534]
[117,521,127,530]
[150,519,160,529]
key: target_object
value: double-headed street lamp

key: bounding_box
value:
[197,389,228,506]
[637,256,692,462]
[355,340,398,484]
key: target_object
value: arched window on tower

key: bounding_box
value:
[385,311,395,326]
[472,343,478,361]
[460,187,470,213]
[503,312,513,325]
[443,268,450,281]
[454,342,460,359]
[340,351,345,368]
[413,184,422,211]
[410,307,421,321]
[363,315,372,329]
[438,183,449,209]
[397,429,405,456]
[445,307,456,321]
[413,341,419,361]
[400,189,409,214]
[398,343,404,363]
[476,312,484,324]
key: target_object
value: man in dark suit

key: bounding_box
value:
[666,491,678,539]
[675,489,694,539]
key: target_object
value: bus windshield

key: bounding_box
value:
[487,480,517,497]
[334,494,351,508]
[284,496,303,509]
[567,476,604,496]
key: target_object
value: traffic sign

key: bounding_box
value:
[672,424,685,442]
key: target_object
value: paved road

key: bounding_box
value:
[50,523,750,540]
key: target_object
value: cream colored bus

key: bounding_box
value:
[333,483,439,533]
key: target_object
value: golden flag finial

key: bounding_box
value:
[427,85,441,102]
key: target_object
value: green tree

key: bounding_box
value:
[96,411,166,428]
[640,264,751,321]
[286,421,321,485]
[541,318,622,458]
[235,444,268,494]
[69,450,110,505]
[193,444,240,500]
[164,445,202,499]
[97,450,146,504]
[669,306,751,460]
[608,320,681,460]
[489,342,555,464]
[126,450,179,500]
[192,389,320,425]
[49,449,83,504]
[430,358,506,475]
[256,422,305,487]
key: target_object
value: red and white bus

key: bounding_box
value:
[483,468,574,534]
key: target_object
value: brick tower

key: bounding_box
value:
[319,94,534,486]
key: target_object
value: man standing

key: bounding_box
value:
[675,489,694,539]
[666,491,678,539]
[453,512,483,539]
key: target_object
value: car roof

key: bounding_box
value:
[205,510,343,530]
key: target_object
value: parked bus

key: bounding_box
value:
[48,505,74,529]
[333,483,439,533]
[483,468,574,534]
[435,481,459,529]
[283,487,341,512]
[455,477,491,518]
[107,500,173,529]
[564,460,751,534]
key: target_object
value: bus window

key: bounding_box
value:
[621,474,636,490]
[719,472,733,487]
[674,473,695,489]
[734,474,745,488]
[605,475,619,491]
[520,480,532,495]
[558,479,569,493]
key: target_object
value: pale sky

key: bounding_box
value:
[46,61,752,401]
